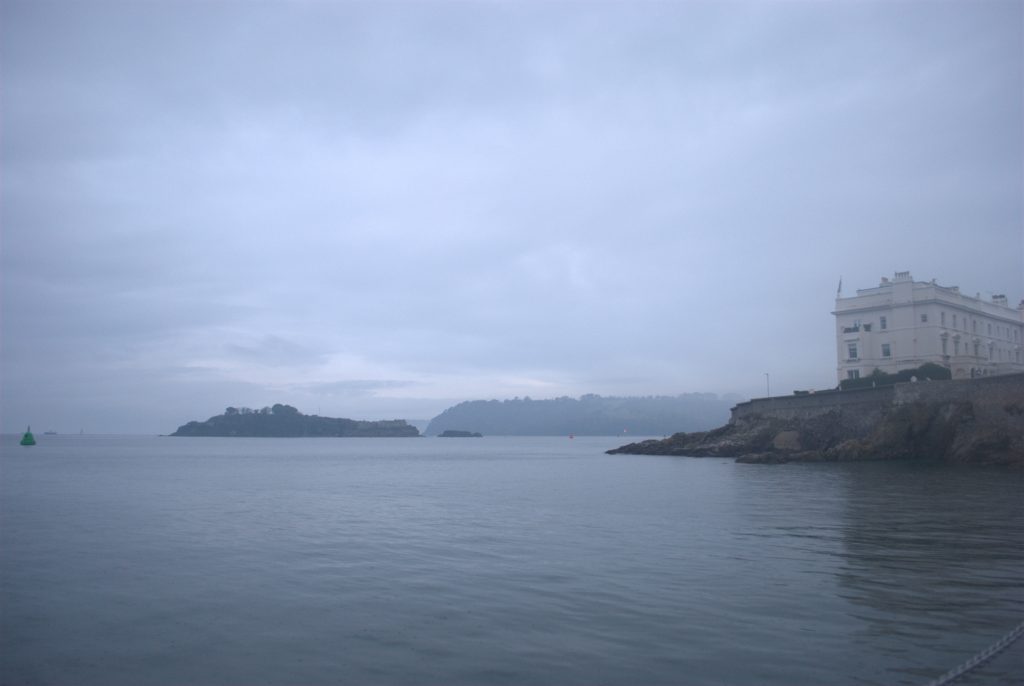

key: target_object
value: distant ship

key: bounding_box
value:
[44,430,58,436]
[20,426,36,446]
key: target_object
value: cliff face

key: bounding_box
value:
[608,374,1024,466]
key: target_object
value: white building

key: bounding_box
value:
[833,271,1024,382]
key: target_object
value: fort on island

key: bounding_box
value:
[611,271,1024,466]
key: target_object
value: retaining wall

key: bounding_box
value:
[732,373,1024,425]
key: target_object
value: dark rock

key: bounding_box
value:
[736,453,790,464]
[608,374,1024,467]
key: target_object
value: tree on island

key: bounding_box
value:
[171,405,419,437]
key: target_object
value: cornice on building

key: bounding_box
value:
[835,271,1024,323]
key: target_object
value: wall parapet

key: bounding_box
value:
[731,373,1024,423]
[731,384,895,421]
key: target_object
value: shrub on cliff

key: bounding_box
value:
[840,363,951,390]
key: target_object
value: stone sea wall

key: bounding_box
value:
[608,374,1024,466]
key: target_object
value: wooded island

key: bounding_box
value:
[171,404,419,437]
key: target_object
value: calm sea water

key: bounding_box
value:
[1,435,1021,686]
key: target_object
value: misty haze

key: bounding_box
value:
[1,1,1021,685]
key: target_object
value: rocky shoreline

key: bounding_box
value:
[608,374,1024,467]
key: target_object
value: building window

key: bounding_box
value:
[941,337,947,355]
[847,370,860,380]
[880,316,887,330]
[954,339,960,355]
[953,314,957,328]
[973,320,977,333]
[848,343,858,360]
[921,313,928,323]
[941,312,946,326]
[988,323,992,336]
[882,343,891,358]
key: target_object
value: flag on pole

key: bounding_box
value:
[837,276,843,296]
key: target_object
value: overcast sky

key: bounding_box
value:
[2,0,1022,434]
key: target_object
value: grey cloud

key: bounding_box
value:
[2,0,1021,434]
[225,336,329,368]
[293,380,423,397]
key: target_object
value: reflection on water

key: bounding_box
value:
[725,460,1023,685]
[834,463,1024,684]
[0,438,1021,686]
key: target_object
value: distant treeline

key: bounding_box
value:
[425,393,740,436]
[171,404,420,437]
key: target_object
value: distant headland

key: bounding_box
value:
[425,393,737,436]
[171,405,420,437]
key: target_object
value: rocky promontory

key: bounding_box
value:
[608,374,1024,466]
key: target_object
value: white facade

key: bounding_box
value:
[833,271,1024,382]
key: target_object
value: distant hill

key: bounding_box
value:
[171,404,420,437]
[425,394,741,436]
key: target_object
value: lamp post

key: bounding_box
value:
[765,373,770,397]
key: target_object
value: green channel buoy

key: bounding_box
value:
[20,426,36,446]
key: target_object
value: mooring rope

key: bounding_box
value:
[923,620,1024,686]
